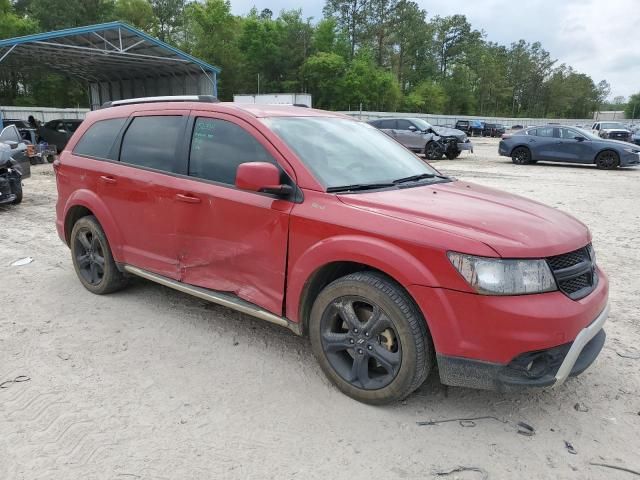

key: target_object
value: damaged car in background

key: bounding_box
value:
[367,117,474,160]
[0,125,30,205]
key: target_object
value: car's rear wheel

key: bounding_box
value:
[511,146,531,165]
[70,215,128,294]
[595,150,619,169]
[309,271,433,405]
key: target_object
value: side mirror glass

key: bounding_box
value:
[574,136,585,142]
[235,162,292,197]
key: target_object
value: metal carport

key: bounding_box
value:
[0,22,220,109]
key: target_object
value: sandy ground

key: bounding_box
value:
[1,138,639,480]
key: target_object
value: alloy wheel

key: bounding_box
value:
[73,227,105,286]
[320,296,402,390]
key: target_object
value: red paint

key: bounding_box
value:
[56,101,608,366]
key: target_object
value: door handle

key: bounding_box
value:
[175,193,201,204]
[99,175,117,184]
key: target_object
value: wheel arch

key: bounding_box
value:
[286,235,437,334]
[62,189,124,260]
[510,143,532,157]
[593,148,620,163]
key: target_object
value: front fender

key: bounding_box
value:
[63,189,124,261]
[286,234,437,323]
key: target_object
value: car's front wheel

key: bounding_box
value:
[70,215,128,294]
[309,272,433,405]
[511,146,532,165]
[424,142,443,160]
[595,150,619,169]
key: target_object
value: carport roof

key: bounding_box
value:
[0,21,220,83]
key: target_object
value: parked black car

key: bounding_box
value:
[499,125,640,169]
[483,123,506,137]
[38,119,83,152]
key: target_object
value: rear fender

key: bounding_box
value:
[63,189,124,261]
[286,235,437,324]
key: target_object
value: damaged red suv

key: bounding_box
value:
[55,97,609,404]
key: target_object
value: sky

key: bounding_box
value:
[229,0,639,100]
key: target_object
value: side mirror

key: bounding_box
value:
[236,162,293,196]
[408,125,417,132]
[4,140,19,150]
[574,136,585,142]
[58,129,67,133]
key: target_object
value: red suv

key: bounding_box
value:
[55,97,609,404]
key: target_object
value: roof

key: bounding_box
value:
[0,21,220,83]
[87,99,342,123]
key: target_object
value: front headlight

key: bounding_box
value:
[447,252,557,295]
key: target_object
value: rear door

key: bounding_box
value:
[529,126,556,160]
[171,113,294,314]
[94,111,189,278]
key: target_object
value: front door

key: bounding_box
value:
[172,113,293,315]
[553,128,593,163]
[395,119,424,151]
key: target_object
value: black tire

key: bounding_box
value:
[309,271,433,405]
[445,150,461,160]
[424,142,443,160]
[595,150,619,169]
[511,146,531,165]
[70,215,127,294]
[10,180,22,205]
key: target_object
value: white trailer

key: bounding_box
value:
[233,93,312,107]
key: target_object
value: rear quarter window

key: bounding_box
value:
[73,118,127,159]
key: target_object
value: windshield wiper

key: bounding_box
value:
[326,182,395,193]
[393,173,449,184]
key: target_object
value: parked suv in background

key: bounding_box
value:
[55,96,609,404]
[591,121,632,142]
[367,117,473,159]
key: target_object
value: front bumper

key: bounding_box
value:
[457,141,474,153]
[436,303,608,391]
[620,152,640,167]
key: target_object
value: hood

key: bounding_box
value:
[337,181,590,258]
[432,126,466,138]
[596,137,637,148]
[601,128,630,133]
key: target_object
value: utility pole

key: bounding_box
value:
[257,73,260,94]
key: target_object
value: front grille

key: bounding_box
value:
[546,245,597,300]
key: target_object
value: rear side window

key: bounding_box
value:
[73,118,126,159]
[378,119,396,129]
[189,118,275,185]
[532,127,554,137]
[120,116,185,173]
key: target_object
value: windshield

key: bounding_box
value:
[601,122,626,130]
[264,117,440,190]
[410,118,433,130]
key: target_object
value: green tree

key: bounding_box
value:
[401,80,447,113]
[114,0,155,30]
[625,93,640,119]
[323,0,369,59]
[150,0,185,42]
[302,52,346,108]
[186,0,241,100]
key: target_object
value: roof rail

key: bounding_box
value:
[101,95,219,108]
